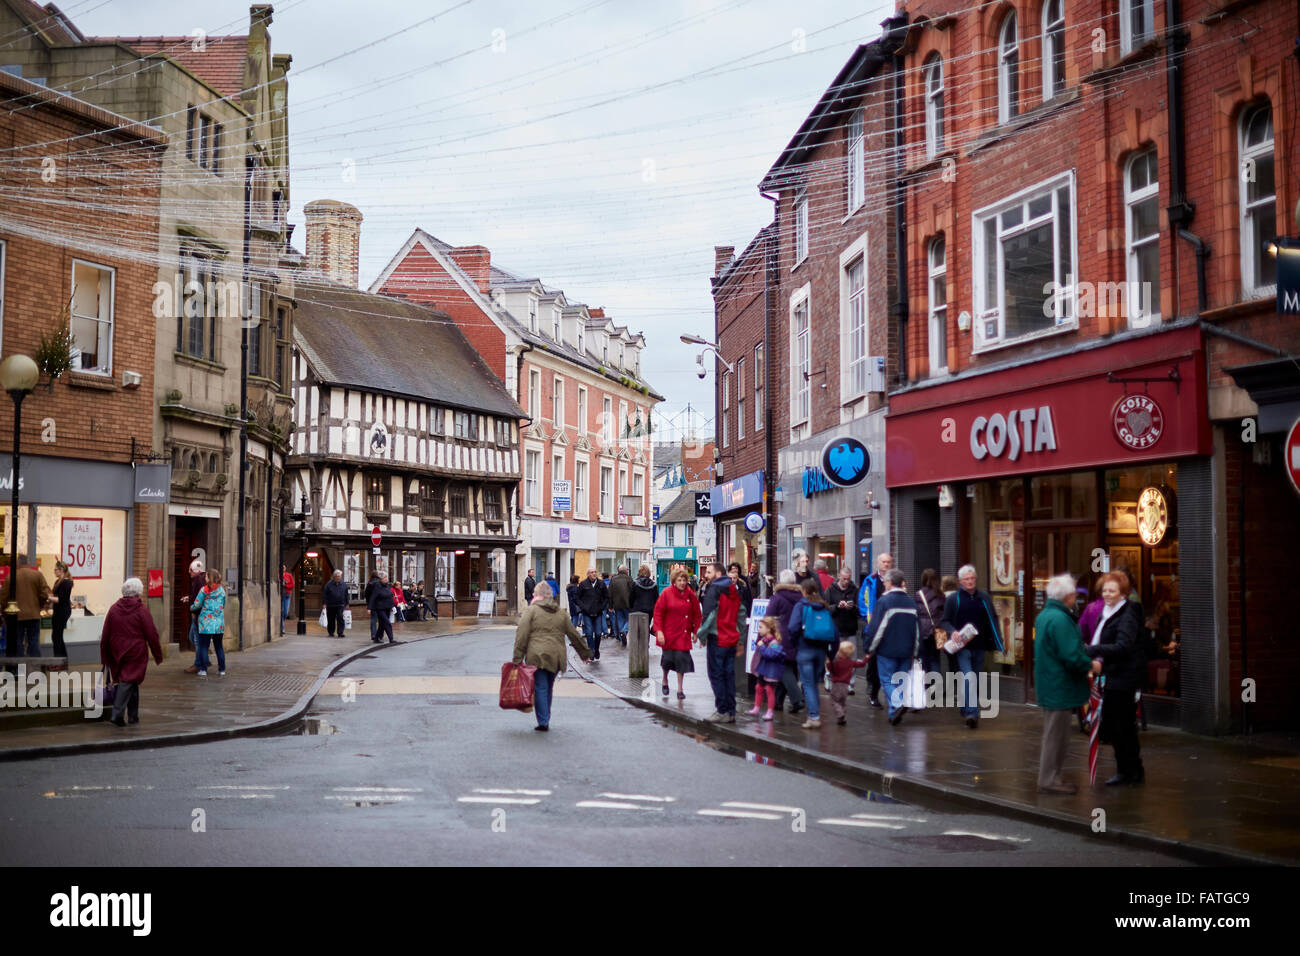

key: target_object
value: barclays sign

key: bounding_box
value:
[802,467,835,498]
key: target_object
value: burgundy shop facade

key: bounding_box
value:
[886,323,1216,732]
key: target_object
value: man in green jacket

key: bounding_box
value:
[1033,573,1101,794]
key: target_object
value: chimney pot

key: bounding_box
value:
[304,199,363,288]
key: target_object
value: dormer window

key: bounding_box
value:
[528,297,538,333]
[577,324,585,352]
[552,306,561,340]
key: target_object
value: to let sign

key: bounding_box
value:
[62,517,102,579]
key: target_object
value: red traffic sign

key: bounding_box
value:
[1287,418,1300,497]
[371,526,382,547]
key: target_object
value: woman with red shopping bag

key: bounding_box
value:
[510,581,591,732]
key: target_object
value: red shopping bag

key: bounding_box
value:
[499,662,538,711]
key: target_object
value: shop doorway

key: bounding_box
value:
[1024,522,1098,700]
[172,517,208,650]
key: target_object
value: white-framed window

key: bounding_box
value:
[0,240,7,346]
[528,297,538,333]
[618,465,628,517]
[552,376,564,428]
[847,110,864,213]
[551,451,564,511]
[684,521,694,547]
[925,55,944,159]
[524,449,541,511]
[528,369,541,417]
[664,524,675,547]
[70,259,114,374]
[998,12,1019,125]
[844,255,867,399]
[721,371,731,448]
[753,344,764,431]
[1043,0,1066,99]
[574,457,589,517]
[794,190,808,265]
[928,237,948,375]
[618,400,628,442]
[1120,0,1154,55]
[790,285,811,430]
[1125,148,1161,326]
[602,334,609,363]
[632,471,644,511]
[577,386,588,433]
[552,306,561,341]
[577,323,585,353]
[737,357,746,441]
[601,396,612,443]
[972,171,1076,349]
[599,465,613,521]
[1239,102,1276,299]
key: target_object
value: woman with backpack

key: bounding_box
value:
[787,578,837,729]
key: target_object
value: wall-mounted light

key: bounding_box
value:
[1265,236,1299,257]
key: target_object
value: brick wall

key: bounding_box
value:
[713,228,770,482]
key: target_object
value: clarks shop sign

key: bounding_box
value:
[134,464,171,504]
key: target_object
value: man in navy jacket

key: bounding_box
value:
[939,564,1005,728]
[865,569,920,725]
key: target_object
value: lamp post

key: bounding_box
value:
[1,355,39,659]
[286,493,310,635]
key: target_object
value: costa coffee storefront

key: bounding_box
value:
[886,324,1213,730]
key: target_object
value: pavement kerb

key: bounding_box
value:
[0,630,479,763]
[570,660,1281,868]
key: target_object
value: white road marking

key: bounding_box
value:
[575,800,663,811]
[456,796,540,805]
[472,788,551,796]
[331,787,423,793]
[697,809,783,821]
[325,795,414,802]
[207,794,276,799]
[818,818,907,830]
[597,793,676,803]
[63,785,153,791]
[42,793,88,799]
[852,813,928,823]
[197,785,290,791]
[942,830,1031,843]
[720,801,801,814]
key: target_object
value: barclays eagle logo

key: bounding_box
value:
[827,441,866,481]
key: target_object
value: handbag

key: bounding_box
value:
[98,666,116,714]
[318,608,328,628]
[343,608,353,630]
[918,590,944,650]
[499,661,538,710]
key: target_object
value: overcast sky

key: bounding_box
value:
[70,0,895,438]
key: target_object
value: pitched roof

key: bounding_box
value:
[5,1,82,44]
[89,35,251,99]
[659,489,702,525]
[292,279,524,420]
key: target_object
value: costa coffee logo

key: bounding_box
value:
[1113,394,1165,450]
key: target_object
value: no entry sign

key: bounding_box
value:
[371,526,382,547]
[1287,418,1300,497]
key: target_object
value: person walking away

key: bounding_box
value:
[99,578,164,726]
[608,565,633,646]
[824,566,860,693]
[865,570,921,725]
[939,564,1005,728]
[766,570,806,714]
[1034,573,1100,794]
[628,564,659,674]
[11,554,50,657]
[368,572,396,644]
[652,567,700,699]
[748,617,786,720]
[1087,571,1146,785]
[523,568,537,607]
[512,581,591,731]
[323,570,349,637]
[190,569,228,677]
[697,562,746,723]
[914,568,946,678]
[575,568,609,661]
[814,558,834,592]
[855,552,894,709]
[566,575,582,628]
[182,559,206,674]
[280,564,294,635]
[826,641,869,725]
[49,560,74,664]
[787,578,837,728]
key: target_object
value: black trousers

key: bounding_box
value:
[773,659,805,710]
[1101,687,1143,778]
[111,682,139,723]
[326,606,345,636]
[373,612,394,643]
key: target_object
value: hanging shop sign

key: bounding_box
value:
[1136,486,1171,546]
[1113,394,1165,451]
[1285,417,1300,498]
[1278,244,1300,315]
[743,512,766,533]
[818,436,871,487]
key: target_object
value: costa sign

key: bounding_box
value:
[970,406,1058,461]
[1113,394,1165,451]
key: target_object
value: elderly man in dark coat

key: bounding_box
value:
[99,577,165,726]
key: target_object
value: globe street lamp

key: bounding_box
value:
[1,354,39,659]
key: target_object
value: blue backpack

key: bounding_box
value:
[800,602,837,643]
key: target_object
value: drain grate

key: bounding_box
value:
[244,674,317,698]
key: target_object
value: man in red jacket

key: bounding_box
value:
[699,562,743,723]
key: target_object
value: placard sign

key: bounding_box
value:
[745,598,769,675]
[476,590,496,616]
[61,517,102,579]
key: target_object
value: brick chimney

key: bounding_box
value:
[450,245,492,293]
[714,245,735,277]
[304,199,363,287]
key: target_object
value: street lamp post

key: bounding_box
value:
[1,355,39,659]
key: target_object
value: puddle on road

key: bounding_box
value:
[650,716,900,804]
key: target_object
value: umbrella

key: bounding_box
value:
[1087,674,1105,785]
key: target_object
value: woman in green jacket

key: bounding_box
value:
[512,581,592,732]
[1033,574,1100,794]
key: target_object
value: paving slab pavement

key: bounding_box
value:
[572,635,1300,865]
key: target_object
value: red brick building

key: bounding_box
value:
[0,70,164,661]
[884,0,1298,732]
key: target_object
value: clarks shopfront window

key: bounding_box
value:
[886,325,1209,717]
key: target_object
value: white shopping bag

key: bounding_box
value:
[318,608,328,628]
[343,608,353,630]
[904,659,926,710]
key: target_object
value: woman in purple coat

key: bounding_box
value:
[766,570,806,714]
[99,578,165,727]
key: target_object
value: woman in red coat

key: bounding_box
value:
[99,577,164,727]
[652,566,701,701]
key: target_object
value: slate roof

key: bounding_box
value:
[6,1,82,44]
[292,279,525,420]
[89,35,251,99]
[658,489,703,525]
